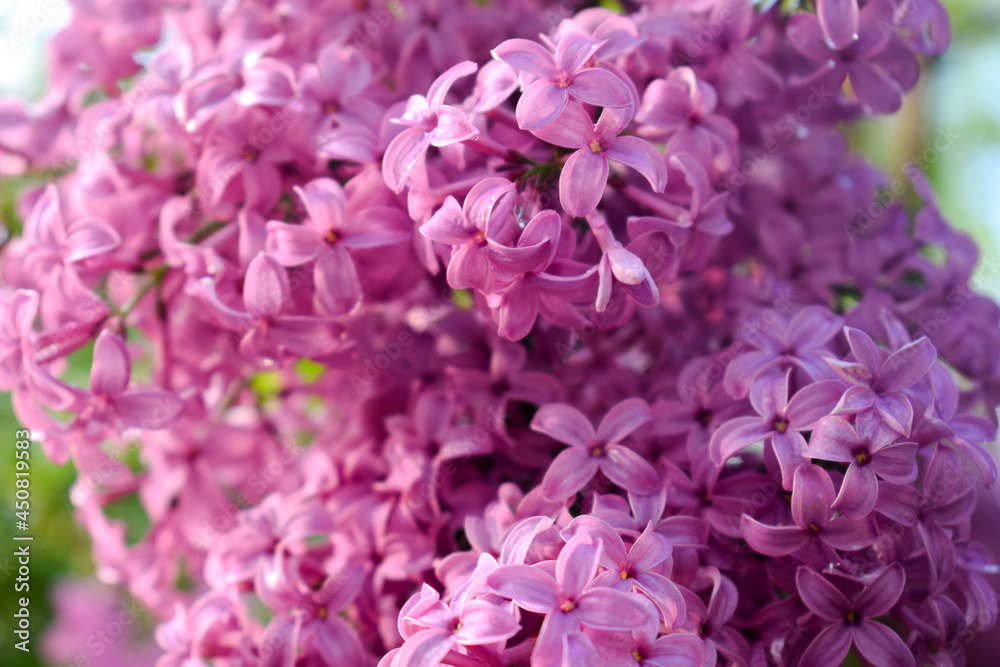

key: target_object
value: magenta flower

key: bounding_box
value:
[795,564,914,667]
[533,103,667,217]
[531,398,659,501]
[492,32,632,130]
[741,464,878,565]
[396,583,519,666]
[200,252,346,363]
[710,371,843,489]
[787,2,914,114]
[561,516,685,627]
[22,185,120,281]
[486,533,654,667]
[420,178,556,295]
[382,61,480,192]
[826,327,937,435]
[74,330,184,432]
[266,178,411,315]
[806,413,918,519]
[723,305,844,399]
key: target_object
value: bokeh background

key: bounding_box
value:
[0,0,998,665]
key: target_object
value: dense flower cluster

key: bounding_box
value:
[1,0,997,665]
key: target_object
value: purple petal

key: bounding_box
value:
[486,565,559,613]
[555,33,601,74]
[808,416,858,462]
[430,106,479,146]
[628,523,673,571]
[271,316,343,358]
[633,572,685,629]
[498,278,539,341]
[243,253,289,317]
[792,464,836,529]
[314,245,361,316]
[455,601,519,645]
[787,13,836,61]
[869,443,917,483]
[740,516,808,557]
[601,444,661,495]
[531,102,594,149]
[562,517,627,570]
[568,68,632,108]
[427,61,477,111]
[597,397,651,444]
[515,79,569,131]
[576,588,652,629]
[852,621,915,667]
[339,207,411,248]
[557,533,601,599]
[831,462,878,519]
[795,567,850,621]
[854,563,905,619]
[486,238,553,275]
[90,330,130,397]
[845,327,882,372]
[542,447,599,501]
[532,403,596,447]
[709,416,772,464]
[116,391,184,429]
[826,359,874,387]
[65,218,121,263]
[878,337,936,393]
[723,350,778,398]
[785,380,844,429]
[606,136,667,192]
[817,0,860,50]
[491,38,556,80]
[562,632,599,667]
[873,394,913,436]
[769,431,808,492]
[420,197,472,246]
[832,385,876,414]
[396,628,454,667]
[500,516,555,566]
[559,149,609,218]
[822,516,878,551]
[265,221,321,265]
[848,60,903,114]
[382,126,430,193]
[798,624,854,667]
[788,306,844,350]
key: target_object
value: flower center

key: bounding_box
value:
[324,102,339,114]
[632,649,644,661]
[845,610,857,625]
[772,418,790,434]
[807,523,821,536]
[589,140,603,153]
[559,599,577,613]
[555,73,571,88]
[695,408,713,427]
[620,569,630,580]
[448,619,463,633]
[854,449,871,466]
[589,444,604,457]
[325,230,339,245]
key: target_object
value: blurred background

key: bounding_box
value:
[0,0,998,665]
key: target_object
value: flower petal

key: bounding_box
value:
[541,447,599,502]
[601,444,661,495]
[487,564,559,613]
[740,516,808,557]
[795,567,850,621]
[596,397,651,444]
[854,563,905,619]
[516,79,569,130]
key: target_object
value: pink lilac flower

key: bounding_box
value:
[382,61,480,192]
[826,326,938,435]
[492,32,633,130]
[710,371,843,489]
[741,464,878,566]
[531,398,659,501]
[533,104,667,217]
[805,412,918,519]
[795,564,914,667]
[486,533,655,667]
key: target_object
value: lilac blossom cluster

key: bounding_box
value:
[0,0,997,665]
